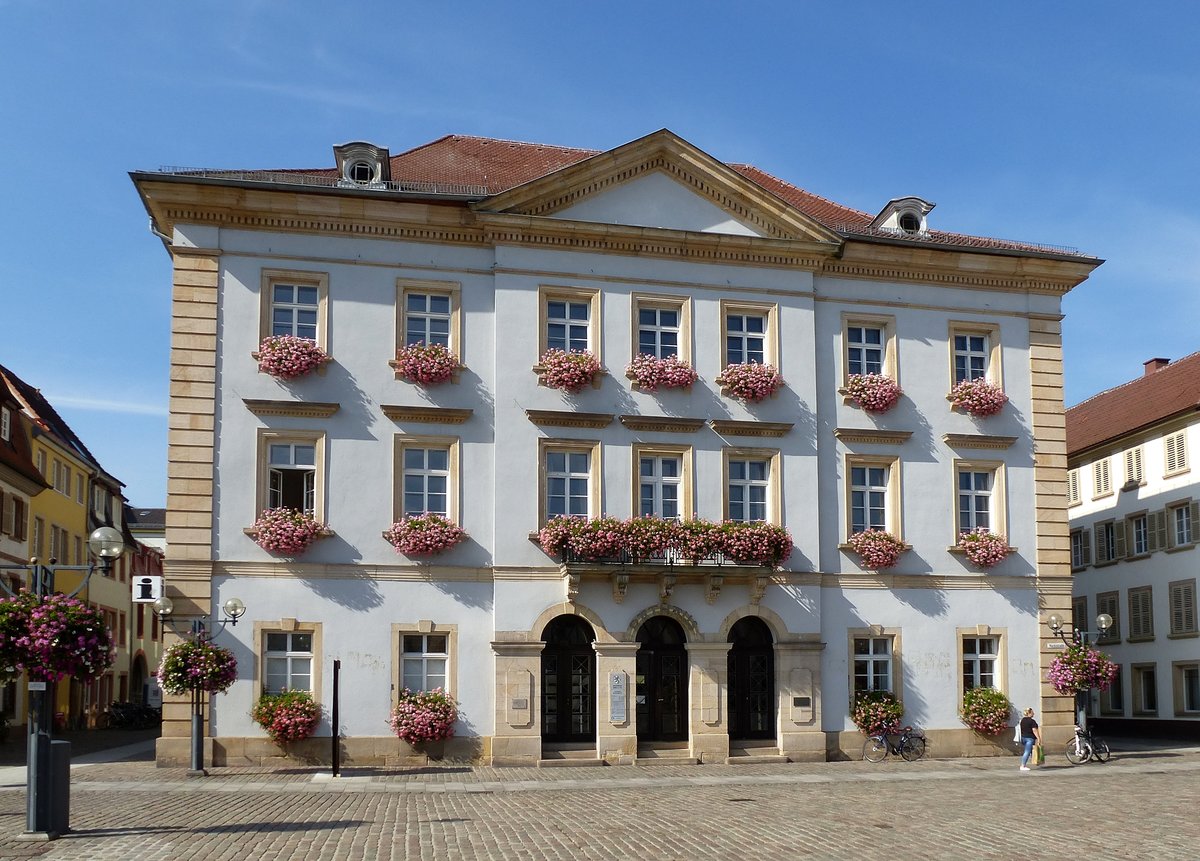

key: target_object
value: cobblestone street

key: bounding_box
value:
[1,747,1198,860]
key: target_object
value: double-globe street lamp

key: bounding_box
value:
[1047,611,1113,733]
[0,525,125,837]
[151,594,246,775]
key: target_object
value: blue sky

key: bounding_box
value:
[3,1,1198,507]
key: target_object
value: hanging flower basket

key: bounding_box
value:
[256,335,330,380]
[536,349,601,393]
[384,514,466,556]
[0,592,114,682]
[157,637,238,695]
[948,378,1008,417]
[250,508,325,555]
[851,690,904,735]
[1047,642,1118,695]
[847,530,906,570]
[845,373,902,414]
[957,528,1012,568]
[960,686,1012,735]
[715,362,783,403]
[625,354,699,392]
[393,342,459,385]
[251,690,322,744]
[389,688,458,745]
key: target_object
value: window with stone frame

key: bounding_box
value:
[401,633,448,693]
[1132,663,1158,715]
[1167,501,1198,548]
[852,636,894,694]
[1070,529,1091,569]
[1093,458,1112,498]
[1128,586,1154,641]
[1169,579,1197,636]
[1096,591,1120,643]
[263,631,314,694]
[1175,663,1200,715]
[1123,446,1144,487]
[962,636,998,690]
[1100,665,1124,715]
[1094,520,1121,564]
[1164,430,1189,477]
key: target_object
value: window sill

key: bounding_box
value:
[1125,552,1152,562]
[1168,631,1200,640]
[532,364,607,391]
[625,368,695,394]
[1163,468,1191,479]
[243,526,335,539]
[1120,481,1145,492]
[1165,543,1196,554]
[838,541,912,551]
[251,351,331,377]
[1125,636,1155,644]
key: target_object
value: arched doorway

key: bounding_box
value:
[728,616,775,740]
[635,616,688,742]
[130,654,148,704]
[541,615,597,743]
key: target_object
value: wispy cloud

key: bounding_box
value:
[48,396,168,417]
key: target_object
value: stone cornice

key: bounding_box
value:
[618,415,707,434]
[381,405,473,424]
[834,428,913,446]
[709,420,794,438]
[942,433,1018,450]
[526,409,614,429]
[823,573,1037,590]
[243,399,340,419]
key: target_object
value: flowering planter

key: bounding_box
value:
[625,354,699,392]
[157,638,238,695]
[537,515,793,567]
[390,688,458,746]
[960,686,1012,735]
[252,690,322,745]
[535,349,602,393]
[844,373,902,414]
[957,528,1012,568]
[851,690,904,735]
[715,362,783,403]
[0,592,114,682]
[948,379,1008,417]
[255,335,330,380]
[846,530,906,570]
[249,508,327,556]
[383,514,466,556]
[392,342,460,385]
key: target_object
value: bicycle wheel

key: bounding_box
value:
[1090,738,1111,762]
[863,737,889,763]
[900,736,926,762]
[1064,739,1092,765]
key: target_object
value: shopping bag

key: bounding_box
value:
[1013,725,1021,744]
[1034,743,1045,765]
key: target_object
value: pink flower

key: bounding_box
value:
[625,354,699,392]
[949,379,1008,417]
[845,373,902,413]
[537,349,602,393]
[384,514,466,556]
[389,688,458,744]
[847,530,906,570]
[257,335,330,380]
[394,342,459,385]
[251,508,325,555]
[957,528,1012,568]
[715,362,783,403]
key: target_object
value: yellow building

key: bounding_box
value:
[0,364,134,728]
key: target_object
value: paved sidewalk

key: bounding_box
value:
[0,743,1197,860]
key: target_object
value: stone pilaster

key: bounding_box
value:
[684,642,731,763]
[490,641,543,765]
[776,640,826,762]
[593,642,640,763]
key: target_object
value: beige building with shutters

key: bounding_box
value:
[1067,354,1200,736]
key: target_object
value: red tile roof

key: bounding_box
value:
[1066,352,1200,455]
[203,133,1091,258]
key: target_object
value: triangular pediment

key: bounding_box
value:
[474,129,842,245]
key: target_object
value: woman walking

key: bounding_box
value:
[1018,707,1042,771]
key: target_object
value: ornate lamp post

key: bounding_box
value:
[1047,611,1113,733]
[152,595,245,775]
[0,525,125,838]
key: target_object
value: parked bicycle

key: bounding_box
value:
[863,725,926,762]
[1065,724,1110,764]
[106,701,162,730]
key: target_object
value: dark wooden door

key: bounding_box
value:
[635,616,688,742]
[728,616,775,740]
[541,616,596,743]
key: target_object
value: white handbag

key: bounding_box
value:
[1013,724,1021,743]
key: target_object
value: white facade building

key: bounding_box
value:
[133,131,1099,765]
[1067,355,1200,737]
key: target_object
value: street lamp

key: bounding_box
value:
[0,525,124,838]
[1047,611,1113,733]
[152,594,246,775]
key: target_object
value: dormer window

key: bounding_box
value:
[871,196,935,236]
[332,141,391,189]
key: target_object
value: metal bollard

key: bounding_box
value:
[48,740,71,836]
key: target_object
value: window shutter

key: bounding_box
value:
[12,499,25,542]
[1124,448,1143,484]
[0,491,8,536]
[1182,584,1197,634]
[1114,522,1127,559]
[1081,533,1092,566]
[1151,510,1167,551]
[1094,523,1108,562]
[1067,470,1080,505]
[1129,590,1152,638]
[1191,502,1200,540]
[1094,460,1111,496]
[1166,432,1188,474]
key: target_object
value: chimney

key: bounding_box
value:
[1144,358,1170,376]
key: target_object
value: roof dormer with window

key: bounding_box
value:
[333,141,391,189]
[870,196,935,236]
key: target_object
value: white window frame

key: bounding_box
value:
[720,299,779,368]
[954,460,1006,536]
[254,620,322,698]
[259,270,329,352]
[631,295,691,364]
[398,279,462,361]
[849,628,901,697]
[1129,513,1150,557]
[1174,663,1200,716]
[538,286,601,359]
[845,455,901,540]
[1132,663,1158,716]
[256,430,326,520]
[0,407,9,442]
[538,439,601,526]
[633,445,692,522]
[948,321,1002,388]
[394,435,460,523]
[960,632,1003,691]
[1168,501,1197,548]
[723,448,781,525]
[392,623,458,700]
[1070,529,1091,569]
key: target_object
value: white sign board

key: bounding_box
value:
[132,576,164,603]
[146,683,163,708]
